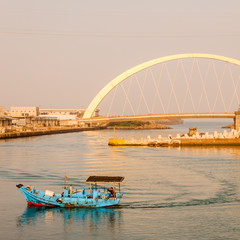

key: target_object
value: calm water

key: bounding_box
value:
[0,120,240,240]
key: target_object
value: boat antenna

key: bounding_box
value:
[64,173,68,189]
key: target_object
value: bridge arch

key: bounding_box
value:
[83,53,240,119]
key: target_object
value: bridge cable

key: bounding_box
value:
[197,60,211,112]
[107,84,118,117]
[121,75,134,116]
[136,69,148,114]
[134,73,151,114]
[149,66,166,113]
[196,60,212,112]
[120,83,136,115]
[228,65,240,112]
[156,63,166,113]
[166,61,181,113]
[212,62,227,112]
[181,59,196,113]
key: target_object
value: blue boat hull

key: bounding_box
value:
[17,184,123,208]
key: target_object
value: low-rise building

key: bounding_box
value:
[40,109,85,116]
[40,108,100,117]
[10,107,40,118]
[0,117,12,127]
[32,117,60,127]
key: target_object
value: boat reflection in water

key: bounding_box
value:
[17,207,122,233]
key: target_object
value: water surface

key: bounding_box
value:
[0,120,239,239]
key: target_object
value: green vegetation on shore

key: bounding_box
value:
[106,120,172,129]
[107,121,149,128]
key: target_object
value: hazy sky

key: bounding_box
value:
[1,0,240,111]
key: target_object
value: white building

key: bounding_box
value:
[10,107,40,118]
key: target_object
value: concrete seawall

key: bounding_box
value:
[108,137,240,147]
[0,127,103,140]
[109,128,240,147]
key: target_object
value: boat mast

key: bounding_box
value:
[64,173,68,189]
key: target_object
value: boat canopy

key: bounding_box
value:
[86,176,124,183]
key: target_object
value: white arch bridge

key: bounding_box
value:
[82,53,240,130]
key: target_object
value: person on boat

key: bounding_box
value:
[107,187,115,197]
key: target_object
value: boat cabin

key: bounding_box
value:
[86,176,124,198]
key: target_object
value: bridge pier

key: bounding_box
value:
[234,105,240,131]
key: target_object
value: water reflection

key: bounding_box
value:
[17,207,122,233]
[177,146,240,159]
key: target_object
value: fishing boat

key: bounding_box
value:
[16,176,124,208]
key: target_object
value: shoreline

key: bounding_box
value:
[0,127,105,140]
[106,126,171,130]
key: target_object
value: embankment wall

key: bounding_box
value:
[108,138,240,147]
[0,127,102,139]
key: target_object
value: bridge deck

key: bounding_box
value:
[81,112,235,123]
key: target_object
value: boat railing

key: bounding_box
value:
[72,187,110,192]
